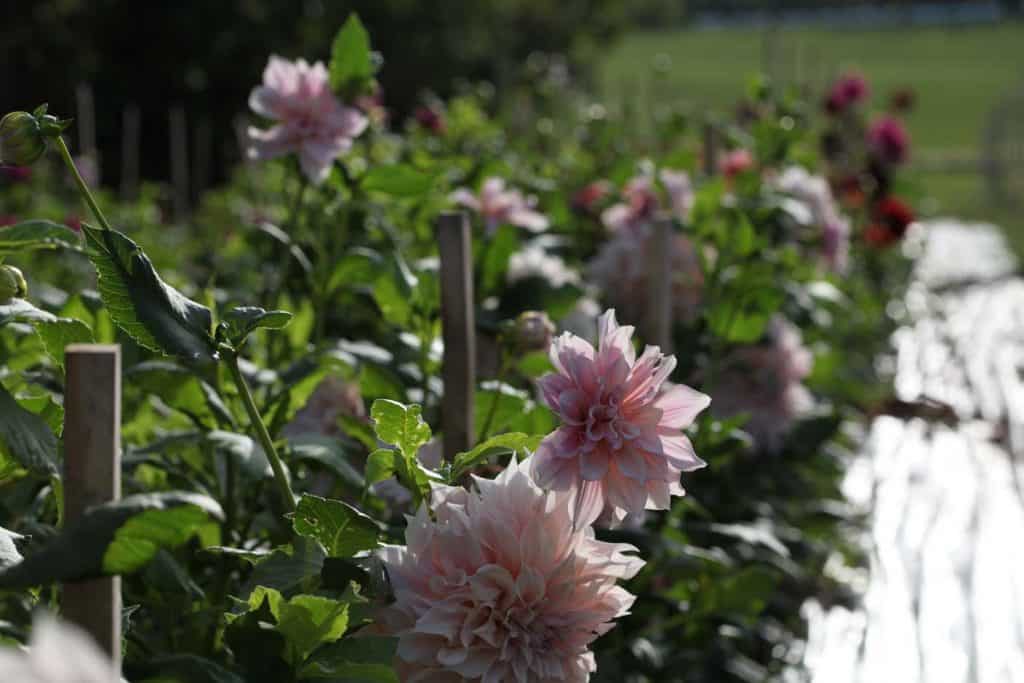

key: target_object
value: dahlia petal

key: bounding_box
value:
[654,384,711,428]
[658,433,707,472]
[579,447,610,480]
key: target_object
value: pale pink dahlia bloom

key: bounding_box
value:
[246,55,368,184]
[774,166,851,273]
[531,310,710,526]
[450,177,549,235]
[710,316,814,452]
[0,615,119,682]
[377,457,643,682]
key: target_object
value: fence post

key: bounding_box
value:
[62,344,122,665]
[702,121,719,178]
[647,215,674,353]
[437,211,476,458]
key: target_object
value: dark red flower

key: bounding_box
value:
[413,105,446,135]
[868,115,910,165]
[571,180,611,216]
[1,165,32,183]
[865,196,914,247]
[824,72,870,115]
[0,215,18,227]
[63,214,82,232]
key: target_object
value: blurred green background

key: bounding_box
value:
[599,20,1024,250]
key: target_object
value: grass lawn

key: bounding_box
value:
[599,21,1024,251]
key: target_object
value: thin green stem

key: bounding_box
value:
[54,136,112,231]
[477,351,509,443]
[225,350,296,514]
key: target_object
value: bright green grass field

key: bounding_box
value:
[599,21,1024,250]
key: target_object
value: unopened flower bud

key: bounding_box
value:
[0,105,71,167]
[510,311,555,352]
[0,265,28,302]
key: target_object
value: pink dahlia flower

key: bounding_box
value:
[450,177,549,235]
[377,457,643,682]
[774,166,851,273]
[588,227,704,327]
[600,168,692,232]
[246,55,368,184]
[710,316,814,452]
[720,148,755,179]
[531,310,710,526]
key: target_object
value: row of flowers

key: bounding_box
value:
[0,16,917,683]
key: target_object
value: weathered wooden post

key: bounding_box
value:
[647,215,674,353]
[62,344,122,664]
[169,106,190,222]
[702,120,719,178]
[437,211,476,458]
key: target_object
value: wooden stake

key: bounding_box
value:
[169,106,189,223]
[437,211,476,458]
[62,344,122,665]
[120,105,140,201]
[647,216,674,353]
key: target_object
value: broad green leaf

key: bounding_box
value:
[287,434,364,489]
[372,270,412,327]
[0,220,81,254]
[327,248,382,294]
[228,586,350,667]
[81,225,217,364]
[207,430,272,479]
[0,298,57,326]
[0,527,24,570]
[451,433,544,480]
[370,400,431,459]
[301,635,398,681]
[363,448,396,486]
[329,14,374,94]
[221,306,293,346]
[293,494,379,558]
[243,537,326,598]
[0,382,58,477]
[127,361,234,428]
[361,165,433,197]
[34,317,94,370]
[479,225,520,296]
[0,491,223,588]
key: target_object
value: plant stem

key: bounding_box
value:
[54,136,113,232]
[225,350,296,513]
[477,351,509,443]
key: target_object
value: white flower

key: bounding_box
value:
[0,615,119,683]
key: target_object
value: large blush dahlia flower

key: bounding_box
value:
[246,56,368,184]
[0,615,119,682]
[531,310,710,526]
[377,457,643,682]
[450,177,549,235]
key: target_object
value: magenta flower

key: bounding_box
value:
[246,55,368,184]
[377,457,642,682]
[868,115,910,165]
[824,72,870,114]
[531,310,709,526]
[710,316,814,452]
[720,148,755,179]
[600,169,692,232]
[451,177,549,234]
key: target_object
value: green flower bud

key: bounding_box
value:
[0,265,28,302]
[508,311,555,353]
[0,105,71,167]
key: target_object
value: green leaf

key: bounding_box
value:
[0,382,58,477]
[361,165,433,197]
[451,433,544,480]
[221,306,293,346]
[207,430,272,479]
[363,448,396,486]
[127,361,233,428]
[293,494,379,559]
[0,220,81,254]
[243,537,326,598]
[34,318,94,370]
[329,14,374,94]
[479,225,520,296]
[133,655,245,683]
[327,248,382,294]
[370,400,431,459]
[0,298,57,326]
[0,491,223,588]
[228,586,349,667]
[81,225,217,364]
[287,434,365,489]
[0,527,24,570]
[301,636,398,681]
